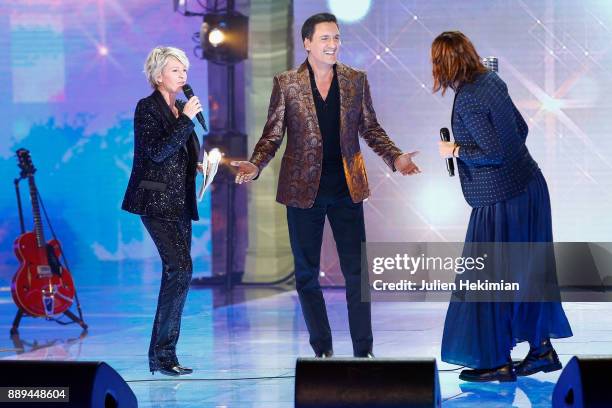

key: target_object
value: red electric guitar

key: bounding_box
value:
[12,149,76,317]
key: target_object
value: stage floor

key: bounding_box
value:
[0,283,609,407]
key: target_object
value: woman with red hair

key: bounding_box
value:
[432,31,572,382]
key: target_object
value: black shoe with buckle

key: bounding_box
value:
[459,363,517,382]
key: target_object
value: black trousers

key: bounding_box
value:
[286,193,372,357]
[141,211,192,369]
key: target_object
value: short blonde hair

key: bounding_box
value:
[143,46,190,89]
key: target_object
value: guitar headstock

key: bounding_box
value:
[16,148,36,178]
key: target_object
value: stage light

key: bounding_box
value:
[208,28,225,47]
[541,95,563,113]
[98,45,109,56]
[200,12,248,64]
[328,0,372,23]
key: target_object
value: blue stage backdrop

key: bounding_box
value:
[0,2,210,286]
[2,1,611,287]
[295,0,612,284]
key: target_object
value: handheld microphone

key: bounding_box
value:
[182,84,208,131]
[440,127,455,177]
[482,56,498,73]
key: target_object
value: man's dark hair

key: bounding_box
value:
[301,13,338,42]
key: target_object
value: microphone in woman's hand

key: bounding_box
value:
[440,127,455,177]
[183,84,208,131]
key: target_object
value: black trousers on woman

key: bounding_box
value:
[141,211,192,370]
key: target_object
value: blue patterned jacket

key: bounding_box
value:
[452,71,539,207]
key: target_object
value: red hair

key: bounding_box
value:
[431,31,487,95]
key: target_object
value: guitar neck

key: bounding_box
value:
[27,175,46,248]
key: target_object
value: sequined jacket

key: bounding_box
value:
[249,61,403,209]
[122,90,200,221]
[453,71,539,207]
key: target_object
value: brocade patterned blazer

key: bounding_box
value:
[249,61,403,209]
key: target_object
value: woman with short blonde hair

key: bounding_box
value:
[143,46,190,89]
[122,46,203,376]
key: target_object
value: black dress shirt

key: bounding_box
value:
[306,61,349,198]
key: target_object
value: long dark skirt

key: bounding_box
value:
[441,170,573,369]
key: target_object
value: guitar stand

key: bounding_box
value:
[10,310,23,336]
[10,177,88,336]
[10,308,88,335]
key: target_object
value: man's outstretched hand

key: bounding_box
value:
[230,161,259,184]
[394,151,421,175]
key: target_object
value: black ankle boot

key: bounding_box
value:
[515,343,562,376]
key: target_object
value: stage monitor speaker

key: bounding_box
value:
[0,360,137,408]
[295,357,441,408]
[553,356,612,408]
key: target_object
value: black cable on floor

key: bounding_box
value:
[442,391,465,402]
[438,366,465,372]
[128,365,465,383]
[126,374,295,383]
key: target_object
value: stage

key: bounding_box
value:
[1,1,611,406]
[0,280,606,407]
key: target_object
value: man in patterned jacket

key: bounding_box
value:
[231,13,420,358]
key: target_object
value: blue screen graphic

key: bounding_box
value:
[0,2,211,285]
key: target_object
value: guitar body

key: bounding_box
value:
[12,231,75,317]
